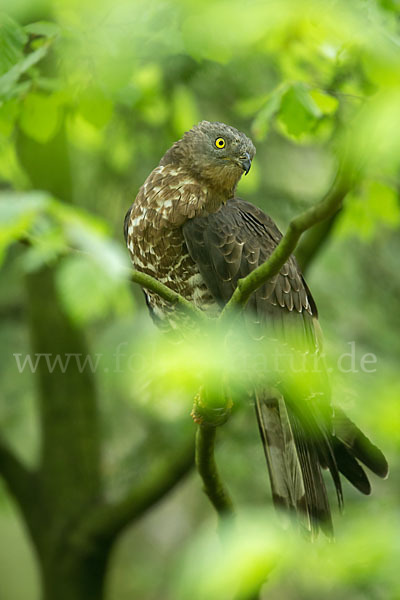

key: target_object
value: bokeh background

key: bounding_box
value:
[1,0,399,598]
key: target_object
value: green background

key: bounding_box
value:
[0,0,399,598]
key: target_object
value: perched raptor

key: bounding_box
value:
[124,121,388,536]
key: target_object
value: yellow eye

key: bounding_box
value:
[215,137,226,149]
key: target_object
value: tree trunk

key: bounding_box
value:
[40,544,112,600]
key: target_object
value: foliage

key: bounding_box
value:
[0,1,399,599]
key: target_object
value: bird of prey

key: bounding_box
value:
[124,121,388,536]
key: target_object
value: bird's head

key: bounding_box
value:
[161,121,256,198]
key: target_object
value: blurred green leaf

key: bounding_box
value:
[66,224,130,279]
[0,191,130,276]
[173,511,283,600]
[336,180,400,240]
[20,215,67,271]
[0,41,51,100]
[0,191,50,264]
[2,3,400,599]
[310,89,339,115]
[24,21,60,38]
[56,253,132,325]
[0,13,27,76]
[251,86,285,140]
[19,92,61,143]
[79,87,113,129]
[172,85,199,134]
[0,99,19,136]
[278,82,323,139]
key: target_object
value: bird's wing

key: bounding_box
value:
[183,198,337,532]
[183,197,387,535]
[183,197,318,347]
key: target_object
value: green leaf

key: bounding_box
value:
[172,85,199,134]
[309,89,339,115]
[47,200,109,238]
[46,199,130,278]
[65,224,130,280]
[0,191,51,264]
[0,42,50,100]
[0,99,19,136]
[251,87,284,140]
[20,218,66,272]
[24,21,60,38]
[278,82,322,139]
[0,190,50,227]
[79,87,113,129]
[55,254,132,325]
[336,180,400,240]
[367,180,400,227]
[0,13,27,76]
[19,92,61,143]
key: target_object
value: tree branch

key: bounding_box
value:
[0,435,37,512]
[18,240,205,323]
[219,170,351,321]
[195,424,234,518]
[26,267,102,514]
[130,269,206,321]
[295,210,342,274]
[80,436,195,544]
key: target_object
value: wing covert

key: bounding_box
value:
[183,197,318,345]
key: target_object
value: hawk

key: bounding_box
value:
[124,121,388,535]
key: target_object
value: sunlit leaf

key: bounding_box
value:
[310,89,339,115]
[278,82,322,139]
[173,511,284,600]
[0,41,51,99]
[0,13,27,76]
[19,92,61,143]
[336,180,400,240]
[0,191,50,264]
[79,87,113,129]
[56,253,132,325]
[0,99,19,136]
[251,86,285,140]
[24,21,60,38]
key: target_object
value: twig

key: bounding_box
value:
[18,237,205,322]
[79,437,195,544]
[219,169,351,322]
[195,425,234,517]
[130,269,206,321]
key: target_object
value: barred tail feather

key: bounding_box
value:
[256,392,388,537]
[255,391,332,537]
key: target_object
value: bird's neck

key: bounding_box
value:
[160,147,240,204]
[196,163,240,201]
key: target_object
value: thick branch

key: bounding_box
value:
[220,171,351,321]
[26,267,102,514]
[195,425,234,518]
[0,436,37,513]
[80,437,195,544]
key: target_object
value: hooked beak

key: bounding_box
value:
[238,151,252,175]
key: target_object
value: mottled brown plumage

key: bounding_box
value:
[125,121,388,536]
